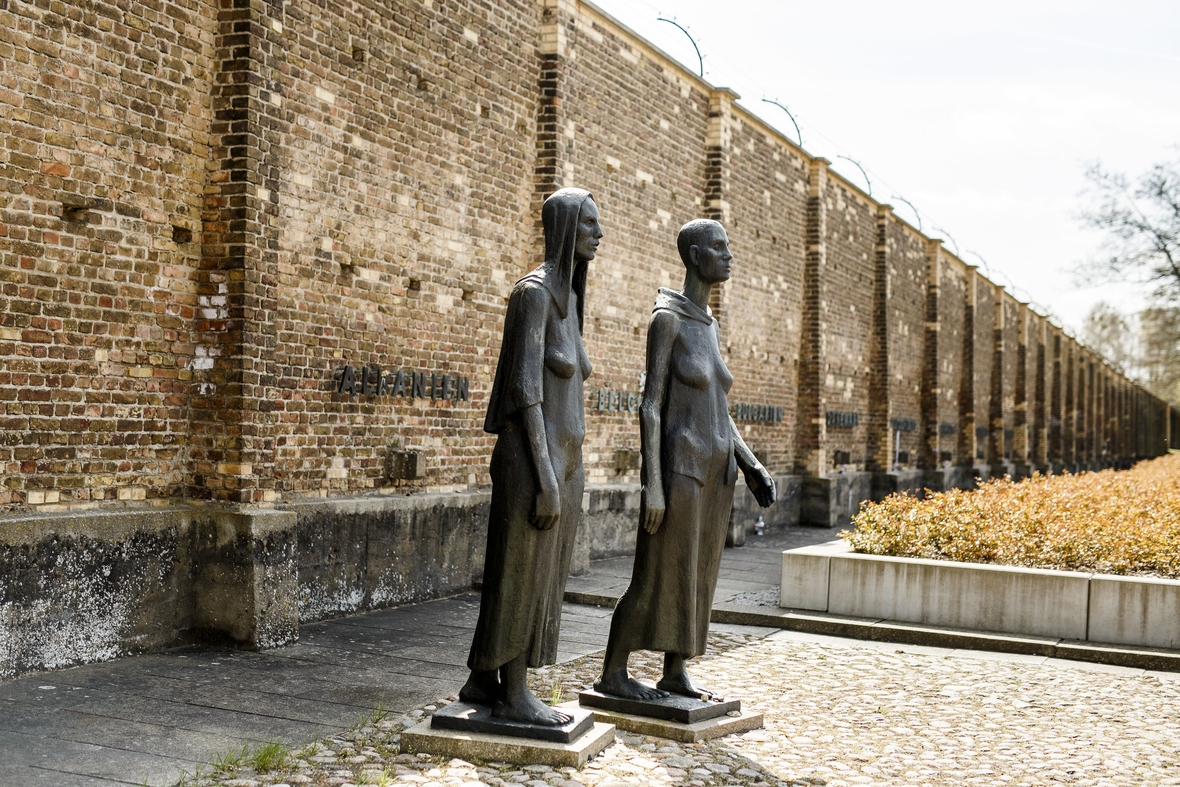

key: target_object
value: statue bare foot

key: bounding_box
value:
[595,669,670,701]
[657,670,713,700]
[458,669,500,706]
[493,691,572,726]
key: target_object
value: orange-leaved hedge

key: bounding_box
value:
[843,453,1180,578]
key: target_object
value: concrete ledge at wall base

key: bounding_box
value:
[781,540,1180,652]
[870,469,925,503]
[192,508,300,650]
[920,466,978,493]
[285,491,491,623]
[0,505,299,679]
[729,474,802,546]
[801,472,872,528]
[575,477,802,559]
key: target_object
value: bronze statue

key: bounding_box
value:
[461,188,602,725]
[595,219,775,701]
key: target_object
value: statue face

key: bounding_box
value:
[691,224,732,284]
[574,198,603,263]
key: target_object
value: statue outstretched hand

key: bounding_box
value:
[746,465,776,508]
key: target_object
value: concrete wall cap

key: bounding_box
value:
[832,551,1094,580]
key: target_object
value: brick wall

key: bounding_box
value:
[1,0,1167,514]
[0,0,217,506]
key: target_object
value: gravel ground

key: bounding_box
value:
[729,588,780,608]
[189,628,1180,787]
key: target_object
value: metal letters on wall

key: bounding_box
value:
[826,411,860,428]
[334,364,471,402]
[732,403,784,423]
[592,389,640,413]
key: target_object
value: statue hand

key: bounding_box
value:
[641,485,665,534]
[532,478,561,530]
[747,466,777,508]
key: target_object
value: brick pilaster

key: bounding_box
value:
[795,158,830,476]
[1013,303,1029,464]
[957,267,977,466]
[534,0,578,268]
[703,88,739,321]
[918,239,943,470]
[1064,341,1076,465]
[535,0,577,196]
[988,285,1006,468]
[866,204,892,472]
[1049,330,1063,465]
[192,0,286,504]
[1032,318,1047,468]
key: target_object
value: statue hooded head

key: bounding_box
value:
[538,188,598,334]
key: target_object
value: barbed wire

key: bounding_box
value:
[620,1,1047,321]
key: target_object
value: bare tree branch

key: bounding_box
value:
[1079,158,1180,301]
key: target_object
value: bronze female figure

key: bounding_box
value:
[461,188,602,725]
[595,218,775,700]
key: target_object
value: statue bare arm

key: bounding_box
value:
[730,414,777,508]
[640,311,678,534]
[525,402,561,529]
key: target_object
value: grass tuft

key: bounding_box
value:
[210,744,248,773]
[249,740,290,772]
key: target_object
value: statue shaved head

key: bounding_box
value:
[676,219,724,267]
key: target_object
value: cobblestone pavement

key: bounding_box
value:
[194,628,1180,787]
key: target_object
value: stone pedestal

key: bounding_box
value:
[572,692,762,743]
[569,703,761,743]
[579,689,738,723]
[402,711,614,767]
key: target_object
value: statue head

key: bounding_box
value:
[676,219,731,284]
[541,188,601,332]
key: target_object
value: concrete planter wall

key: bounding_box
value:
[782,541,1180,650]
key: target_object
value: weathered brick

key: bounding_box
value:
[0,0,1167,513]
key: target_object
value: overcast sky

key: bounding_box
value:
[589,0,1180,333]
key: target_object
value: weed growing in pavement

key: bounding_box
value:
[248,740,290,772]
[357,767,393,785]
[845,454,1180,577]
[357,702,391,728]
[210,745,248,773]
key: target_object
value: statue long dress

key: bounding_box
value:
[468,189,594,673]
[607,287,738,657]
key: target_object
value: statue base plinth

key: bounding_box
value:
[565,699,762,743]
[578,688,739,723]
[403,704,614,767]
[429,701,594,743]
